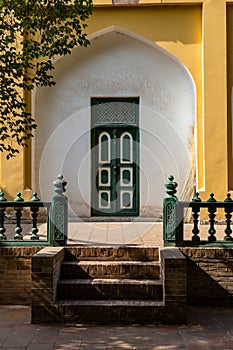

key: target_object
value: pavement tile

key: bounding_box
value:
[106,339,132,348]
[179,329,212,349]
[77,329,108,343]
[32,325,60,342]
[54,339,82,349]
[55,327,94,348]
[1,324,37,348]
[210,343,233,350]
[27,342,56,350]
[0,327,16,346]
[129,330,158,341]
[58,327,87,335]
[0,305,30,325]
[80,345,107,350]
[107,347,134,350]
[56,333,84,342]
[134,346,184,350]
[1,348,26,350]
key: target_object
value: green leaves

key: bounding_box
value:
[0,0,93,158]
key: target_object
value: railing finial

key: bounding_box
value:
[207,193,216,202]
[224,193,233,203]
[53,174,67,195]
[0,192,7,202]
[165,175,177,197]
[14,192,24,202]
[30,192,40,202]
[192,192,201,202]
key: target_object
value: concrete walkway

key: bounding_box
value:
[35,221,163,246]
[1,305,233,349]
[67,221,164,246]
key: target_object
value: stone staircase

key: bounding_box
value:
[55,246,164,323]
[31,246,187,324]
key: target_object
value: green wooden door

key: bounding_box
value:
[91,98,139,216]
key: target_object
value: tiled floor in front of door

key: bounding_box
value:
[37,221,163,246]
[36,221,229,246]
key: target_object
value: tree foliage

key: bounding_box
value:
[0,0,93,158]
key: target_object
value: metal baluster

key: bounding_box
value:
[192,192,201,243]
[14,193,24,240]
[224,193,233,241]
[0,192,7,240]
[207,193,216,242]
[30,192,40,240]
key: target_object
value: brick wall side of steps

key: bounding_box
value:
[161,248,187,324]
[0,246,44,305]
[31,247,65,323]
[181,247,233,306]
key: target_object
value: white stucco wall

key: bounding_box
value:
[35,27,195,218]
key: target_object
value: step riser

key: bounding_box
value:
[65,247,160,261]
[61,263,160,280]
[57,283,163,300]
[55,304,165,324]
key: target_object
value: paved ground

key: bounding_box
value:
[1,305,233,349]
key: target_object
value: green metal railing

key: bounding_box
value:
[163,175,233,247]
[0,175,68,246]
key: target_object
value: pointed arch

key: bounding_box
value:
[34,25,196,218]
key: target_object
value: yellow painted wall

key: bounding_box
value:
[0,91,32,200]
[201,0,227,201]
[227,5,233,190]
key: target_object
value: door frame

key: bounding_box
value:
[91,97,140,217]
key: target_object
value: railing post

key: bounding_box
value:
[14,193,24,240]
[30,192,40,241]
[224,193,233,241]
[48,175,68,246]
[191,192,201,243]
[0,192,7,241]
[207,193,217,242]
[163,175,178,246]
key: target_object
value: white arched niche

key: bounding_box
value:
[34,26,196,218]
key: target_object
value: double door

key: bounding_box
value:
[91,126,139,216]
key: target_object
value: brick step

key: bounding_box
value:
[57,278,163,300]
[65,246,160,262]
[54,299,165,324]
[60,260,161,279]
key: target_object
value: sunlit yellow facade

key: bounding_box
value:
[0,0,232,209]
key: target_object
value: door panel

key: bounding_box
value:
[92,127,139,216]
[99,132,111,163]
[120,132,133,163]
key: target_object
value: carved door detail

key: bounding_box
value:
[91,98,139,216]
